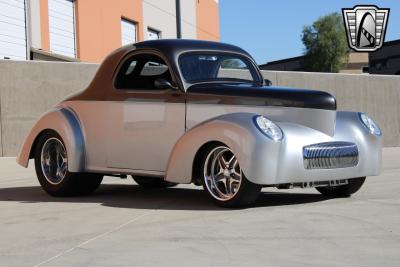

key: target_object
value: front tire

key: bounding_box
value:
[316,177,366,197]
[34,131,103,196]
[201,145,261,208]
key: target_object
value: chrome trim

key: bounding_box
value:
[253,115,284,141]
[358,112,382,136]
[203,146,242,201]
[41,137,68,185]
[293,179,349,188]
[303,142,359,170]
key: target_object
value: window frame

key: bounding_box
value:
[121,17,138,46]
[113,50,179,92]
[178,51,263,85]
[147,27,161,40]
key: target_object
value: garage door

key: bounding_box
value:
[0,0,27,60]
[48,0,76,58]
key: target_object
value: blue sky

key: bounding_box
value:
[219,0,400,64]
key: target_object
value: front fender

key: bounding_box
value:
[16,105,86,172]
[166,111,382,185]
[165,113,280,184]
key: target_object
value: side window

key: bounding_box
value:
[115,54,172,90]
[140,61,168,76]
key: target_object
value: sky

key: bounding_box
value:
[219,0,400,64]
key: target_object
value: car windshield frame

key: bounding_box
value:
[178,52,262,85]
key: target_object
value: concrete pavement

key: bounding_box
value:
[0,148,399,266]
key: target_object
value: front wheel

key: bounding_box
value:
[316,177,366,197]
[34,131,103,196]
[202,145,261,208]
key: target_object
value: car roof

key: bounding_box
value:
[131,39,251,57]
[65,39,258,101]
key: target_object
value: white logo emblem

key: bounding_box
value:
[342,5,390,52]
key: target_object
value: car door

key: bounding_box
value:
[106,52,186,172]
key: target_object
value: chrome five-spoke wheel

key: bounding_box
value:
[34,130,103,196]
[202,145,261,207]
[204,146,242,201]
[41,137,68,185]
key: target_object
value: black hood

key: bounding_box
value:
[187,83,336,110]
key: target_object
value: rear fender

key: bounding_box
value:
[16,105,85,172]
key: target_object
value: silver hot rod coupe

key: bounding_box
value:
[17,40,382,207]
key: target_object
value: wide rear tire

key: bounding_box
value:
[316,177,366,197]
[34,131,103,197]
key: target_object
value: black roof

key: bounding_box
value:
[132,39,251,58]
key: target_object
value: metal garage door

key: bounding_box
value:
[121,19,137,46]
[0,0,27,60]
[48,0,76,58]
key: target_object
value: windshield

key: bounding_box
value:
[179,53,260,84]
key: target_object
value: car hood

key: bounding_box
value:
[186,83,336,111]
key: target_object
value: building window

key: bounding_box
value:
[147,28,161,40]
[48,0,76,58]
[0,0,28,60]
[121,19,137,46]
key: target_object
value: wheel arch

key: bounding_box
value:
[165,113,263,184]
[28,129,52,159]
[17,106,86,172]
[191,141,226,185]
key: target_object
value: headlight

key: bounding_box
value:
[254,116,284,141]
[359,113,382,136]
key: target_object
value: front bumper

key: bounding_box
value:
[244,112,382,185]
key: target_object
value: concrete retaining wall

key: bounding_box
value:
[0,60,399,157]
[0,61,98,157]
[262,71,400,147]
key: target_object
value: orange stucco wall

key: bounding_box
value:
[38,0,219,63]
[75,0,143,62]
[39,0,50,51]
[196,0,220,41]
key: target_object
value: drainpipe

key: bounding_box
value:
[176,0,182,38]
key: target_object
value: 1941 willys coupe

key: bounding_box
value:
[17,40,382,207]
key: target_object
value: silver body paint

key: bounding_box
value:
[17,101,382,185]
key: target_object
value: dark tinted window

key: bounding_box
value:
[115,54,172,90]
[179,53,259,83]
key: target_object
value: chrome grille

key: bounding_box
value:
[303,142,359,170]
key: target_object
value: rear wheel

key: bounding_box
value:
[34,131,103,196]
[132,176,177,189]
[202,145,261,207]
[316,177,366,197]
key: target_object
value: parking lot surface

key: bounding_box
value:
[0,148,399,267]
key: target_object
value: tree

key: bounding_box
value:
[301,13,349,73]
